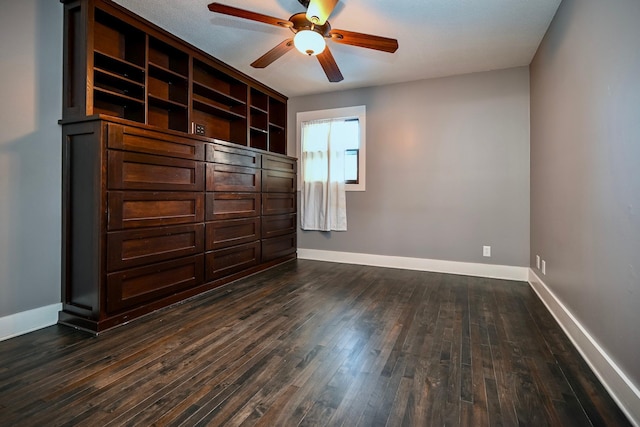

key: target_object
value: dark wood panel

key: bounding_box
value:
[206,163,261,192]
[262,169,295,193]
[0,261,629,426]
[261,213,296,239]
[61,121,105,319]
[206,192,261,220]
[107,191,204,230]
[206,143,261,167]
[205,241,261,281]
[62,2,86,117]
[261,233,296,262]
[262,192,296,216]
[206,217,261,251]
[263,154,296,172]
[107,224,204,271]
[107,123,204,160]
[107,151,204,191]
[106,255,204,313]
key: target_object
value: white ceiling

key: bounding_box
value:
[113,0,561,97]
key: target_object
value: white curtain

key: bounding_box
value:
[300,119,349,231]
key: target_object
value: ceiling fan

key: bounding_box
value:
[207,0,399,82]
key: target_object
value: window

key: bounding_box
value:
[296,105,366,191]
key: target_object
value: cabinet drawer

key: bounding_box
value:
[262,169,295,193]
[108,151,204,191]
[107,123,205,160]
[108,191,204,230]
[262,233,296,262]
[206,217,261,251]
[206,193,261,220]
[205,241,261,281]
[106,255,204,313]
[206,163,261,192]
[262,193,296,215]
[263,155,296,172]
[262,213,296,239]
[206,143,261,167]
[107,224,204,271]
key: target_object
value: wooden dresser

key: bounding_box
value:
[59,0,296,332]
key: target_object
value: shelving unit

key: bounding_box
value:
[248,88,268,151]
[62,0,287,153]
[147,37,189,132]
[92,9,146,123]
[269,97,287,154]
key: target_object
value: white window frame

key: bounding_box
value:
[296,105,366,191]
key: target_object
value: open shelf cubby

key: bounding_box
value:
[147,37,188,129]
[250,128,268,151]
[148,100,188,132]
[94,9,145,68]
[193,59,247,104]
[250,88,268,112]
[192,58,248,145]
[269,97,286,129]
[148,37,189,77]
[269,124,286,154]
[148,73,188,106]
[94,67,144,101]
[250,107,268,132]
[94,87,145,123]
[192,106,247,145]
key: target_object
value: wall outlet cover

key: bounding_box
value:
[193,123,206,136]
[536,255,541,269]
[483,246,491,257]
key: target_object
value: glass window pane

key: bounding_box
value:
[345,149,358,183]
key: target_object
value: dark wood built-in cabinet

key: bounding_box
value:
[60,0,296,332]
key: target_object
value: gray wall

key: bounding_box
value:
[0,0,62,316]
[530,0,640,386]
[289,68,531,267]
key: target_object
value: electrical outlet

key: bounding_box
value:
[193,122,206,136]
[541,260,546,275]
[483,246,491,257]
[536,255,541,269]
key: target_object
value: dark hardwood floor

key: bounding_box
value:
[0,260,630,426]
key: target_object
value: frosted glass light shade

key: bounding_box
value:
[293,30,326,56]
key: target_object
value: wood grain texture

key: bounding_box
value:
[0,260,630,426]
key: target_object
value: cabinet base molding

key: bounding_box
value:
[59,254,296,334]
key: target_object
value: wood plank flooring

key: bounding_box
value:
[0,260,631,426]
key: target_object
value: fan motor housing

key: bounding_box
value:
[288,13,331,36]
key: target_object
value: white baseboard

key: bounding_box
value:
[297,248,529,281]
[528,269,640,426]
[0,303,62,341]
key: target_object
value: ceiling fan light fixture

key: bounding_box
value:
[293,29,326,56]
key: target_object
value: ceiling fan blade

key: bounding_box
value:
[317,47,343,82]
[208,3,293,28]
[251,39,295,68]
[306,0,338,25]
[329,29,399,53]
